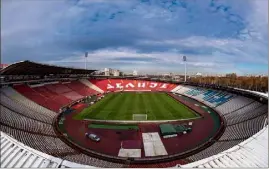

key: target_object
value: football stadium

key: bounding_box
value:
[0,61,268,168]
[1,0,268,168]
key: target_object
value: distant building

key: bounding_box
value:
[113,70,120,76]
[133,70,138,76]
[196,72,202,77]
[104,68,121,76]
[104,68,111,76]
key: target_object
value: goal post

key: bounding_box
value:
[132,114,147,121]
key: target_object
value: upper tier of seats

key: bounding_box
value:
[89,79,177,92]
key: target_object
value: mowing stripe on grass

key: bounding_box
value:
[148,93,166,119]
[159,94,179,119]
[75,92,200,120]
[75,93,116,119]
[161,94,198,119]
[108,93,130,120]
[141,93,155,120]
[97,93,125,119]
[158,93,181,119]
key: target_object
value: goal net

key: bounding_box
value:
[132,114,147,121]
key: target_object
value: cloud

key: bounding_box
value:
[1,0,268,75]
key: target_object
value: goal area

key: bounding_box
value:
[132,114,147,121]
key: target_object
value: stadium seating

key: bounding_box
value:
[12,82,100,112]
[32,85,73,105]
[89,79,177,92]
[88,79,109,91]
[45,83,72,94]
[187,140,244,161]
[216,96,254,115]
[1,132,63,168]
[79,79,104,93]
[0,94,54,123]
[0,81,267,167]
[1,87,56,116]
[184,87,207,96]
[13,85,65,112]
[175,86,192,94]
[0,105,56,136]
[180,126,268,168]
[62,154,124,168]
[1,125,76,157]
[173,86,234,107]
[219,114,267,141]
[171,85,183,93]
[62,91,84,101]
[224,102,267,125]
[1,124,124,167]
[64,81,98,96]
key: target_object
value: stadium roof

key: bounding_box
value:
[0,60,96,75]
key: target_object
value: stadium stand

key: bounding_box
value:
[80,79,104,93]
[215,96,254,115]
[1,82,267,167]
[64,80,99,96]
[9,81,101,112]
[0,125,76,156]
[88,79,177,92]
[185,113,267,161]
[178,126,268,168]
[0,94,54,124]
[171,85,183,93]
[0,105,56,136]
[1,87,56,116]
[0,132,92,168]
[0,61,267,168]
[180,87,234,107]
[61,91,83,101]
[0,132,62,168]
[218,114,267,141]
[224,103,267,125]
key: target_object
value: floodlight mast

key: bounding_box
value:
[183,56,187,82]
[85,52,88,70]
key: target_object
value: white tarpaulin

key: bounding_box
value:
[142,132,168,157]
[118,149,141,158]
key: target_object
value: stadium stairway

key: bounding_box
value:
[79,79,104,93]
[171,85,183,93]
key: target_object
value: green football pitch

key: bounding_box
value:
[74,92,200,120]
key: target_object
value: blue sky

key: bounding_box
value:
[1,0,268,75]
